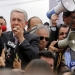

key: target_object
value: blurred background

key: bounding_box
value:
[0,0,49,31]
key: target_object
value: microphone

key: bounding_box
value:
[5,38,16,57]
[6,37,16,49]
[6,41,16,49]
[26,26,37,34]
[0,25,7,32]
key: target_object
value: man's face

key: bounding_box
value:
[64,13,75,29]
[0,18,6,26]
[71,13,75,29]
[36,28,49,50]
[28,17,42,31]
[10,11,26,30]
[40,56,54,70]
[58,27,69,40]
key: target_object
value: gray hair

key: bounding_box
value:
[10,8,28,21]
[33,25,51,37]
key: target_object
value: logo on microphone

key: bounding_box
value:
[70,61,75,71]
[7,41,16,49]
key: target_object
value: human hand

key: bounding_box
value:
[0,57,5,66]
[13,26,25,43]
[13,58,21,69]
[0,48,6,66]
[1,48,5,60]
[48,41,61,52]
[51,14,59,26]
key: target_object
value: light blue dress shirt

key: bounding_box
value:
[64,49,71,67]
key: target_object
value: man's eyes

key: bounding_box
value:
[0,23,4,25]
[59,32,67,35]
[17,19,22,22]
[12,18,23,22]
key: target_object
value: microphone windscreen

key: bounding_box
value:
[0,25,7,32]
[2,25,7,31]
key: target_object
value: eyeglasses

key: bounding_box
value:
[40,36,49,41]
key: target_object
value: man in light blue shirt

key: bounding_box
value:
[64,48,71,67]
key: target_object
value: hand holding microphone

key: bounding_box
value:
[13,26,24,37]
[13,26,25,43]
[48,41,62,53]
[51,14,59,26]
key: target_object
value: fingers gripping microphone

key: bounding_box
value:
[0,25,7,32]
[47,0,75,19]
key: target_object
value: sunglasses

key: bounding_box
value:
[40,36,49,41]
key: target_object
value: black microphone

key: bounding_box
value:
[5,38,16,58]
[6,37,16,49]
[6,41,16,49]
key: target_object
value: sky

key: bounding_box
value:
[0,0,49,31]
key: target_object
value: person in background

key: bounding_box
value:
[0,16,7,26]
[47,11,75,72]
[27,16,43,31]
[46,11,75,47]
[11,69,25,75]
[0,69,24,75]
[0,16,7,32]
[44,22,50,28]
[46,14,59,48]
[25,59,54,75]
[33,25,50,51]
[38,50,55,71]
[63,11,75,31]
[48,24,71,75]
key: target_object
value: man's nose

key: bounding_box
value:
[42,38,46,42]
[63,34,66,38]
[14,20,19,25]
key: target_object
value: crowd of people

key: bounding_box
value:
[0,6,75,75]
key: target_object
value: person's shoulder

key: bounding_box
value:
[25,31,40,41]
[2,31,12,35]
[28,32,40,40]
[28,33,40,43]
[29,32,38,37]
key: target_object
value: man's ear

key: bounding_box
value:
[24,21,28,27]
[25,21,28,26]
[24,21,29,31]
[27,27,30,32]
[63,16,66,21]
